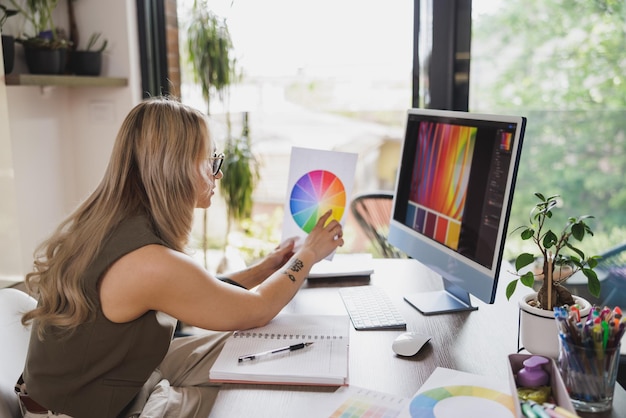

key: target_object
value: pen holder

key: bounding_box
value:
[557,339,621,413]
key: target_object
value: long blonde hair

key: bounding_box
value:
[23,97,211,337]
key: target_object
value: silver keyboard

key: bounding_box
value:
[339,286,407,330]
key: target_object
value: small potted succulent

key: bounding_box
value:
[1,4,19,74]
[71,32,107,76]
[505,193,601,358]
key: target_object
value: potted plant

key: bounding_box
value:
[505,192,601,358]
[1,4,19,74]
[9,0,69,74]
[71,32,107,75]
[187,0,258,271]
[217,112,259,272]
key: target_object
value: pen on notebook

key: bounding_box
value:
[238,342,314,362]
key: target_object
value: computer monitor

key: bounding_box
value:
[388,108,526,315]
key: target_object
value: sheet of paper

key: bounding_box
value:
[308,253,374,278]
[281,147,358,259]
[301,386,409,418]
[398,367,516,418]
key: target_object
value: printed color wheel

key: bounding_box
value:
[409,385,515,418]
[290,170,346,233]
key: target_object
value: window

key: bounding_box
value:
[178,0,414,265]
[177,0,625,271]
[470,0,626,258]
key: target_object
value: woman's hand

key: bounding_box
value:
[224,238,296,289]
[300,210,344,262]
[264,238,297,271]
[226,211,343,290]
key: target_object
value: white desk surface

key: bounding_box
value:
[208,258,625,418]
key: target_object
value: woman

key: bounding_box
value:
[18,97,344,417]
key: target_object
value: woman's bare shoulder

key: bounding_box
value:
[99,244,210,322]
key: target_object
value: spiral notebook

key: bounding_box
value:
[209,314,350,386]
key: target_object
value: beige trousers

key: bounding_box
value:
[23,331,231,418]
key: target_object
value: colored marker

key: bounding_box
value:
[542,403,581,418]
[601,320,610,349]
[521,402,538,418]
[529,402,551,418]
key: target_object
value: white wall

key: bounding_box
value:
[0,44,23,284]
[1,0,143,279]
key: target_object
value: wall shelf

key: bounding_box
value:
[4,74,128,87]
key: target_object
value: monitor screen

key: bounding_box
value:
[388,109,526,315]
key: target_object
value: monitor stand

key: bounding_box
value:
[403,277,478,315]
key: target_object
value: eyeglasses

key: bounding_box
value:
[210,152,224,176]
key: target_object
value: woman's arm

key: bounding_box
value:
[99,211,343,331]
[218,237,297,289]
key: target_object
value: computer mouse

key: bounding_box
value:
[392,332,432,357]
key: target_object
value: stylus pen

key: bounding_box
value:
[238,342,314,362]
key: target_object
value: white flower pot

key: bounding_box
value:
[518,293,591,359]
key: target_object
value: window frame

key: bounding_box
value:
[136,0,170,98]
[413,0,471,111]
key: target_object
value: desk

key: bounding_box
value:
[209,258,626,418]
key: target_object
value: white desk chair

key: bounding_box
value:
[0,288,37,418]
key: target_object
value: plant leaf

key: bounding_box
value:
[587,256,600,269]
[583,268,601,297]
[568,256,582,268]
[571,222,585,241]
[545,199,558,212]
[545,194,560,201]
[565,242,585,260]
[515,253,535,271]
[543,230,557,248]
[520,271,535,287]
[520,228,534,240]
[505,280,518,300]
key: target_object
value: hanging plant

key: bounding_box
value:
[186,1,258,271]
[186,0,237,115]
[215,112,259,273]
[221,113,259,224]
[186,0,237,268]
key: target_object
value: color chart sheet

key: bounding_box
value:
[281,147,357,259]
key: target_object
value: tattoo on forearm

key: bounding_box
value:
[282,258,304,282]
[289,259,304,272]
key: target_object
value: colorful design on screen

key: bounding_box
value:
[290,170,346,233]
[406,122,476,250]
[409,385,515,418]
[500,131,512,151]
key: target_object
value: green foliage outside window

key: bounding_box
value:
[471,0,626,258]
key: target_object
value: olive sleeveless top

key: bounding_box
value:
[23,216,177,418]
